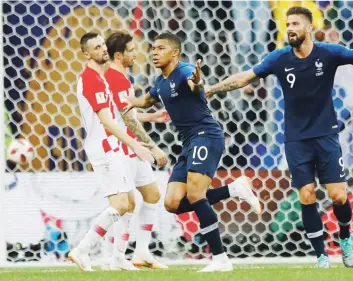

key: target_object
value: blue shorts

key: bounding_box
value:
[285,134,346,188]
[168,136,225,183]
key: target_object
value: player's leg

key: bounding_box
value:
[285,139,330,268]
[110,190,139,271]
[165,148,260,215]
[132,182,167,269]
[69,192,128,271]
[186,137,232,272]
[68,152,132,271]
[317,134,353,267]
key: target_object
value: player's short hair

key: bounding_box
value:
[286,6,313,23]
[106,31,133,60]
[80,32,99,53]
[155,33,182,54]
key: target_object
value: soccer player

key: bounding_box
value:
[206,6,353,268]
[125,33,261,272]
[103,31,169,270]
[68,32,154,271]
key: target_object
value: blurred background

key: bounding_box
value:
[2,0,353,264]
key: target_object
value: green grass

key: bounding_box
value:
[0,265,352,281]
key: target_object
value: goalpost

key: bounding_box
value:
[1,1,353,267]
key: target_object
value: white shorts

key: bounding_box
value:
[92,151,134,197]
[128,156,156,187]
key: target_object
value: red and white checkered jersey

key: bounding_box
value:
[105,67,137,158]
[77,66,120,165]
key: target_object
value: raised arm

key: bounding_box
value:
[205,69,259,97]
[187,59,204,94]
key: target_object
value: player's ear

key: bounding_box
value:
[306,23,313,33]
[172,48,180,58]
[83,51,91,60]
[114,51,123,60]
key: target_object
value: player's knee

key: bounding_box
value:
[329,189,347,205]
[142,187,161,204]
[164,197,179,213]
[128,198,136,213]
[111,204,128,216]
[186,190,206,204]
[298,186,316,204]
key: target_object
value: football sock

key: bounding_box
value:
[77,207,120,254]
[192,198,224,255]
[333,199,352,239]
[135,202,156,254]
[176,185,230,214]
[113,212,133,257]
[301,203,327,258]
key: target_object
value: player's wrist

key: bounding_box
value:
[194,79,203,86]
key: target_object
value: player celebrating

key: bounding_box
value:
[126,33,261,272]
[68,32,154,271]
[103,31,168,270]
[206,7,353,268]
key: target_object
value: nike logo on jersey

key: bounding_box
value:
[192,161,202,165]
[285,68,295,72]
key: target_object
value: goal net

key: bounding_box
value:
[2,0,353,265]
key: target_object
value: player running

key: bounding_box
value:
[206,6,353,268]
[103,31,169,270]
[68,32,154,271]
[125,33,261,272]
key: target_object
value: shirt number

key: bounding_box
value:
[286,73,296,88]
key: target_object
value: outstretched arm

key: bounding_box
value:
[124,93,157,114]
[137,110,170,123]
[205,69,259,97]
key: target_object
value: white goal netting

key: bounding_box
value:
[2,0,353,264]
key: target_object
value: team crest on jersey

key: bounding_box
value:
[315,59,324,76]
[95,91,107,104]
[170,80,178,97]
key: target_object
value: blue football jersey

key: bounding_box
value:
[149,62,223,144]
[253,42,353,142]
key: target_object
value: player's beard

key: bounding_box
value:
[288,33,305,48]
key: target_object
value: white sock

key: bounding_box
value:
[135,202,157,254]
[103,228,114,260]
[212,252,228,261]
[113,212,133,258]
[77,207,120,254]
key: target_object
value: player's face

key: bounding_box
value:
[122,41,137,68]
[286,14,312,47]
[85,36,109,64]
[152,39,177,68]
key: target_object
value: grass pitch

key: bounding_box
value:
[1,264,352,281]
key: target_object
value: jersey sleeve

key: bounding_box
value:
[148,86,160,101]
[109,78,131,111]
[329,44,353,66]
[253,50,280,78]
[82,77,109,112]
[181,65,195,81]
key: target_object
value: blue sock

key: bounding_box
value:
[333,199,352,239]
[176,186,230,214]
[301,203,327,258]
[191,198,224,255]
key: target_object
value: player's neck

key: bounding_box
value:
[109,61,127,76]
[293,40,314,59]
[87,61,105,75]
[161,60,179,78]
